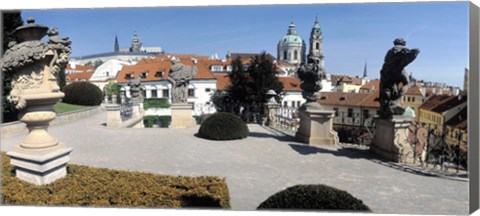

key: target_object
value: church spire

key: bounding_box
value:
[114,35,119,52]
[363,61,367,78]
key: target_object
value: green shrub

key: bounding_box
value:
[198,112,249,140]
[63,81,103,106]
[257,184,370,211]
[1,153,230,208]
[144,115,171,128]
[143,98,170,110]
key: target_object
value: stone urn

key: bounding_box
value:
[1,17,73,185]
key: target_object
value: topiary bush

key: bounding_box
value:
[63,81,103,106]
[198,112,249,140]
[257,184,370,211]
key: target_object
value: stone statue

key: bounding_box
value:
[128,75,143,100]
[297,56,326,103]
[168,57,197,103]
[379,38,420,119]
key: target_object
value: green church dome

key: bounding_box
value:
[280,34,303,45]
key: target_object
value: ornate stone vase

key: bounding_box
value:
[1,17,73,185]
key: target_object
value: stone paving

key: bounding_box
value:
[0,111,469,215]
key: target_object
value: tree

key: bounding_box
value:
[57,68,67,91]
[2,11,23,122]
[246,51,283,104]
[226,57,251,103]
[93,59,104,68]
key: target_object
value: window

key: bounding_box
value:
[333,108,338,117]
[412,97,415,102]
[155,71,164,78]
[205,88,211,93]
[347,108,353,118]
[105,71,109,77]
[212,65,223,72]
[142,90,146,97]
[188,89,195,97]
[125,73,133,79]
[284,51,287,60]
[140,72,148,79]
[162,89,169,98]
[297,101,301,107]
[363,110,369,119]
[283,101,288,107]
[315,42,320,50]
[294,50,298,60]
[151,90,157,98]
[407,97,411,102]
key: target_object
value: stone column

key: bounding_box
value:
[370,116,414,163]
[295,103,339,146]
[170,103,196,128]
[3,18,73,185]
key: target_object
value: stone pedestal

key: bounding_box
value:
[295,103,339,146]
[170,103,196,129]
[265,103,280,126]
[8,144,73,185]
[106,103,122,128]
[370,116,414,163]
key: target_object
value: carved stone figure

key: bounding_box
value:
[297,56,325,103]
[168,57,196,103]
[379,38,420,119]
[128,75,143,100]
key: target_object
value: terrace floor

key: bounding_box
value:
[0,111,469,214]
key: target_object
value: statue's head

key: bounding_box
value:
[170,56,178,64]
[393,38,406,46]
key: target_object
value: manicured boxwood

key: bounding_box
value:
[144,115,171,128]
[143,98,170,110]
[1,153,230,208]
[197,112,249,140]
[63,81,103,106]
[257,184,370,211]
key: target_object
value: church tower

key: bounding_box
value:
[130,31,142,52]
[114,35,120,52]
[308,16,324,68]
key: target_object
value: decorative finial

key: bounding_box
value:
[26,17,35,25]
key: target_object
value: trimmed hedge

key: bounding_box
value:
[63,81,103,106]
[143,98,170,110]
[197,112,249,140]
[257,184,370,211]
[144,115,171,128]
[1,153,230,208]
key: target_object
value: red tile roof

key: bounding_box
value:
[116,55,215,84]
[317,92,370,107]
[278,76,302,92]
[214,74,231,91]
[419,95,467,113]
[360,79,380,91]
[406,85,423,96]
[67,72,93,82]
[66,64,96,73]
[445,106,467,130]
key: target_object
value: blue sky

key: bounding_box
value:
[22,2,469,87]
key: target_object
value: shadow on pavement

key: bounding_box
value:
[288,143,381,160]
[249,132,296,142]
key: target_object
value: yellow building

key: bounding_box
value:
[418,95,467,136]
[401,85,425,120]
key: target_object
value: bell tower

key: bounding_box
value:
[308,16,324,67]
